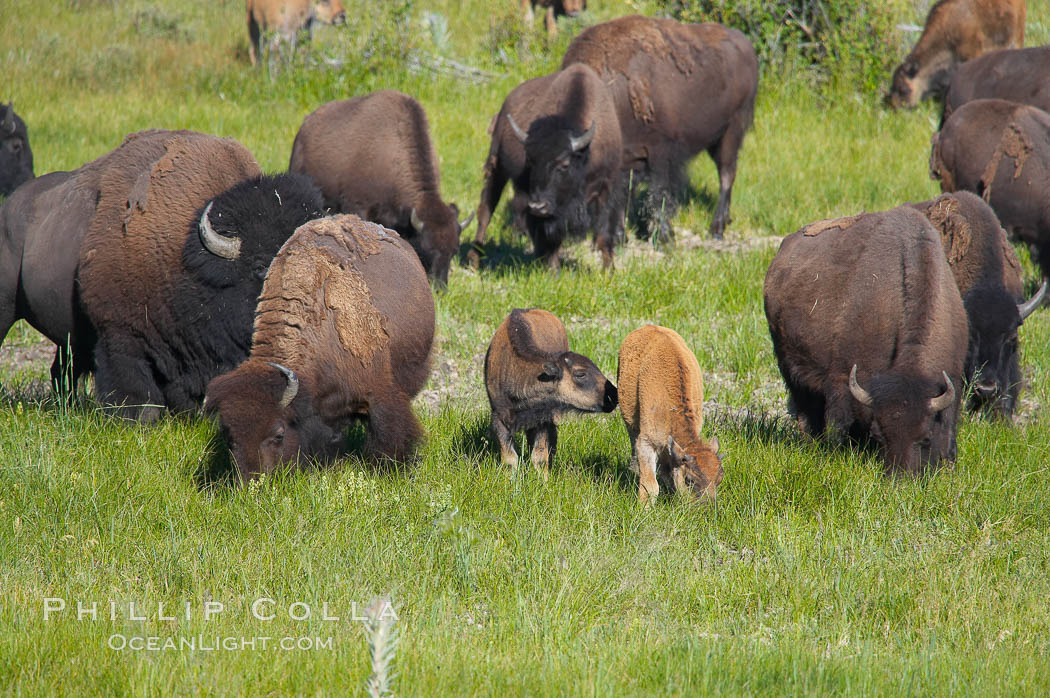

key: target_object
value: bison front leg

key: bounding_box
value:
[707,118,748,240]
[544,6,557,36]
[366,393,423,463]
[527,422,557,480]
[491,414,519,471]
[93,338,165,422]
[469,157,509,269]
[636,439,659,506]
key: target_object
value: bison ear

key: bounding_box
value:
[539,361,562,382]
[903,60,919,78]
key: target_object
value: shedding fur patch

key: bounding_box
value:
[980,120,1032,201]
[803,214,861,236]
[922,196,971,266]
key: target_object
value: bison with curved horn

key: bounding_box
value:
[764,206,969,474]
[205,214,435,482]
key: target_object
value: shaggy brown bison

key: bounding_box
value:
[764,207,968,474]
[887,0,1026,109]
[0,102,33,198]
[618,324,722,505]
[941,46,1050,125]
[484,308,617,478]
[290,90,470,287]
[76,130,326,420]
[930,99,1050,280]
[470,64,624,269]
[561,15,757,240]
[246,0,346,67]
[521,0,585,36]
[205,215,435,481]
[909,191,1045,418]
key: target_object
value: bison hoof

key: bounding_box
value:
[467,248,482,270]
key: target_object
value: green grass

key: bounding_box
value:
[3,0,1050,695]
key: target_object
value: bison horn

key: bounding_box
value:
[459,210,476,230]
[569,120,596,152]
[928,371,955,413]
[1,102,14,135]
[1018,278,1048,321]
[268,362,299,408]
[410,207,425,233]
[198,202,241,260]
[506,113,528,144]
[848,364,874,407]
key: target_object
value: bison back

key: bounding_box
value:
[617,324,704,439]
[944,46,1050,124]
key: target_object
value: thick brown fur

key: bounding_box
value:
[484,308,617,478]
[908,191,1038,417]
[520,0,585,36]
[562,15,757,240]
[246,0,345,67]
[470,64,624,270]
[617,325,722,505]
[887,0,1025,109]
[931,99,1050,280]
[941,46,1050,126]
[764,207,968,474]
[290,90,464,286]
[206,214,435,481]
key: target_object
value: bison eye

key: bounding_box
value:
[5,140,21,154]
[571,369,587,379]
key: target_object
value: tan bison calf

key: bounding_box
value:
[246,0,346,67]
[618,325,723,505]
[484,308,617,478]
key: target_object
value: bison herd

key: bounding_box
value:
[1,8,1049,498]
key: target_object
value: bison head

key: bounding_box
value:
[313,0,346,26]
[559,0,587,16]
[849,365,957,474]
[409,201,474,288]
[205,361,339,482]
[886,59,921,109]
[963,280,1046,418]
[0,102,34,198]
[539,350,618,415]
[509,113,596,235]
[668,434,723,502]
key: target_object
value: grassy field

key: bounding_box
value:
[3,0,1050,694]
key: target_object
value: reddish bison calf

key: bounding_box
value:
[206,214,435,481]
[887,0,1026,109]
[246,0,346,67]
[484,308,617,478]
[290,90,471,287]
[617,325,722,505]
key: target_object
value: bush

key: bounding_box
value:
[660,0,913,93]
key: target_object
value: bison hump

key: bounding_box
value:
[803,214,862,237]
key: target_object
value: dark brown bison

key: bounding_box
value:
[930,99,1050,280]
[0,102,33,198]
[76,130,326,420]
[618,324,722,505]
[764,207,968,474]
[484,308,617,478]
[561,15,758,240]
[887,0,1026,109]
[942,45,1050,125]
[246,0,346,67]
[521,0,585,36]
[470,64,624,270]
[289,90,471,287]
[909,191,1045,418]
[205,214,435,481]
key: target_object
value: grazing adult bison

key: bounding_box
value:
[0,102,33,198]
[941,46,1050,125]
[561,15,758,240]
[484,308,617,478]
[76,130,326,420]
[909,191,1045,418]
[521,0,585,36]
[205,215,435,482]
[246,0,346,67]
[470,64,624,270]
[930,99,1050,280]
[886,0,1026,109]
[764,207,968,474]
[290,90,471,287]
[618,324,722,505]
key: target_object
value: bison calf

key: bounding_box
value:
[246,0,346,68]
[0,102,33,198]
[618,325,722,505]
[764,207,968,474]
[206,214,435,481]
[290,90,471,287]
[484,308,617,478]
